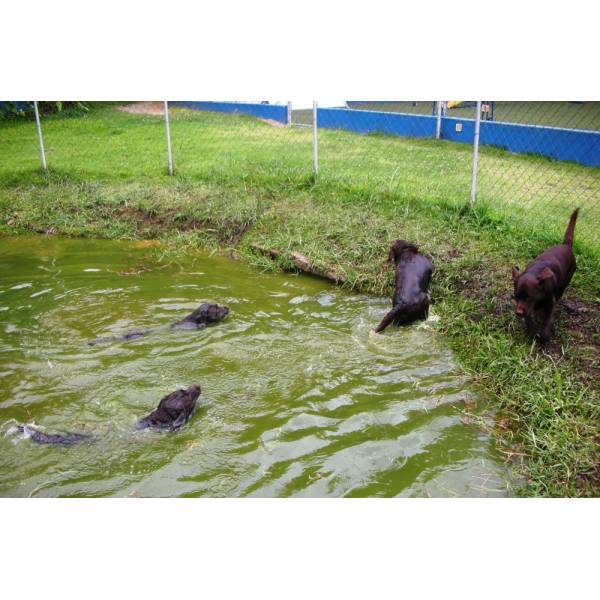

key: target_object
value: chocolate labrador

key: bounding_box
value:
[16,384,202,445]
[375,240,433,333]
[512,208,579,342]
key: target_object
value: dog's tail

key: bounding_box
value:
[375,304,406,333]
[563,208,579,246]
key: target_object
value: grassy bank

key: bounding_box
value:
[2,103,599,244]
[1,104,599,496]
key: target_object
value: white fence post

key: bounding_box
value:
[469,100,482,208]
[33,101,47,172]
[312,101,318,177]
[435,100,442,140]
[164,101,173,176]
[287,101,292,126]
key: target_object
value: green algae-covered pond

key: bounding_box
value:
[0,236,507,497]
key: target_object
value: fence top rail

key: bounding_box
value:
[476,117,600,136]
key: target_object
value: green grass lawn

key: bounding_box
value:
[2,103,599,246]
[1,103,599,496]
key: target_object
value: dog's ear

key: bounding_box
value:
[537,267,555,284]
[511,266,520,282]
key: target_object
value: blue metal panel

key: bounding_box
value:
[171,102,599,168]
[172,101,288,124]
[440,117,476,144]
[319,108,600,168]
[479,121,600,168]
[318,108,437,138]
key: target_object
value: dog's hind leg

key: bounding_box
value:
[375,303,406,333]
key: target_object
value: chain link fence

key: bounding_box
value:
[475,102,600,245]
[1,100,599,248]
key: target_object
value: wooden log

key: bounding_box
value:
[249,243,343,284]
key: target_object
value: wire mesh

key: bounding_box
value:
[1,100,598,249]
[317,101,473,209]
[167,101,314,187]
[475,101,600,247]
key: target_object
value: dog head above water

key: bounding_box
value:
[185,303,230,325]
[186,383,202,400]
[195,302,229,323]
[511,266,556,317]
[388,240,420,263]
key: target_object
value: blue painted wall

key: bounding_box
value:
[318,108,437,138]
[440,116,476,143]
[172,101,289,124]
[317,108,600,168]
[480,120,600,168]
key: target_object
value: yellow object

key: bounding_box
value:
[446,101,462,109]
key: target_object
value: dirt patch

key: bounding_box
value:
[117,102,165,116]
[116,103,287,127]
[547,298,600,384]
[454,262,600,388]
[114,206,250,244]
[116,205,200,233]
[257,118,286,128]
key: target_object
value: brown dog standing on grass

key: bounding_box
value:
[512,208,579,343]
[375,240,433,333]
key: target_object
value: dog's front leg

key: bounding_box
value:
[524,314,535,336]
[539,301,556,343]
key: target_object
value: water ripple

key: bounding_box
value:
[0,236,507,497]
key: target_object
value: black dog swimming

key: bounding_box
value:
[16,384,202,445]
[136,384,201,431]
[16,425,92,446]
[375,240,433,333]
[89,302,229,345]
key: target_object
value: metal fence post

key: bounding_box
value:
[287,101,292,126]
[33,101,47,172]
[164,101,173,176]
[469,100,482,208]
[435,101,442,140]
[312,101,318,177]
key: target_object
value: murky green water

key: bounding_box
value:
[0,236,506,497]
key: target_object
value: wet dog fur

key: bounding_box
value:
[375,240,433,333]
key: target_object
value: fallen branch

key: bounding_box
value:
[249,243,344,285]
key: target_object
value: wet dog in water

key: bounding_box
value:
[136,384,201,431]
[16,384,202,445]
[375,240,433,333]
[512,209,579,343]
[16,425,92,446]
[89,302,229,345]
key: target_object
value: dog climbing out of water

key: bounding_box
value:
[136,384,201,431]
[88,302,229,345]
[16,384,202,445]
[375,240,433,333]
[512,208,579,343]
